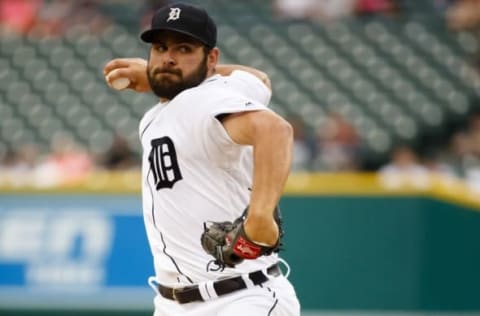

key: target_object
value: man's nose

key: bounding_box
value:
[162,52,176,67]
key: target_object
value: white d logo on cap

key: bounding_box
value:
[167,8,181,22]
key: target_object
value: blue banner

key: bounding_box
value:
[0,194,154,309]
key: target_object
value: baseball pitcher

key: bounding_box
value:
[104,3,300,316]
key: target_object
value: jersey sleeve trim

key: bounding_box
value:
[209,102,271,119]
[206,104,272,155]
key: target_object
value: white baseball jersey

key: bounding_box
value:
[139,70,277,286]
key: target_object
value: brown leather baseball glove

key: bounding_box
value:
[200,207,283,270]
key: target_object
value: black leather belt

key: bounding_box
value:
[158,263,281,304]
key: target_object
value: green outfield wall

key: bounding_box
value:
[2,172,480,315]
[280,196,480,311]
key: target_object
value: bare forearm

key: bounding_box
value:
[244,120,293,244]
[249,129,292,216]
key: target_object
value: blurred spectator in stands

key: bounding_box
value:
[27,0,73,36]
[273,0,356,22]
[432,0,457,12]
[0,150,21,185]
[442,131,480,178]
[35,134,93,186]
[100,133,139,170]
[312,111,362,171]
[0,0,42,35]
[273,0,400,21]
[0,144,39,187]
[460,113,480,191]
[468,112,480,156]
[379,144,430,189]
[450,121,480,191]
[26,0,111,37]
[475,55,480,73]
[422,149,456,178]
[355,0,401,17]
[273,0,322,20]
[287,115,316,171]
[446,0,480,31]
[62,0,111,35]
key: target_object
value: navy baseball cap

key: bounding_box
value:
[140,3,217,48]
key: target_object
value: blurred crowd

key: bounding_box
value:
[0,0,112,36]
[2,0,480,36]
[2,110,480,188]
[290,110,480,169]
[378,112,480,190]
[273,0,400,21]
[1,0,480,189]
[273,0,480,31]
[0,132,139,187]
[446,0,480,30]
[0,0,174,37]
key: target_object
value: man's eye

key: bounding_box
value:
[178,46,191,53]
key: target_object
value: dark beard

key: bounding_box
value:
[147,57,208,100]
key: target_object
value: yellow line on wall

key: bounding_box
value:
[1,172,480,210]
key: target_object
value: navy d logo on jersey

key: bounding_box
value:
[148,137,183,190]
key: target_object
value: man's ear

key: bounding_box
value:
[207,47,219,72]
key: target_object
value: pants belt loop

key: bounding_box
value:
[262,267,273,281]
[205,280,218,299]
[148,276,161,295]
[197,281,211,301]
[241,273,256,289]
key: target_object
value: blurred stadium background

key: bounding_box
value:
[1,0,480,315]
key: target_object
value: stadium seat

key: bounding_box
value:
[0,0,478,165]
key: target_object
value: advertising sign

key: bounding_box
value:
[0,195,153,309]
